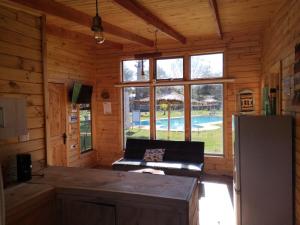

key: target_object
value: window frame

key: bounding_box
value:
[120,52,225,156]
[189,52,224,80]
[154,85,185,141]
[122,86,151,145]
[121,59,150,83]
[154,56,184,81]
[79,103,93,154]
[190,83,225,156]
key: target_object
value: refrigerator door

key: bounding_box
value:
[239,116,293,225]
[233,115,241,192]
[233,115,241,225]
[234,189,241,225]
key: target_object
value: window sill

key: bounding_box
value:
[81,149,93,154]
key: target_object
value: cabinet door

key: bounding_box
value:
[118,205,181,225]
[62,199,115,225]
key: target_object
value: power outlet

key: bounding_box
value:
[19,133,29,142]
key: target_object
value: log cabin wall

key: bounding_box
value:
[262,0,300,222]
[46,28,98,168]
[95,32,262,175]
[0,5,45,184]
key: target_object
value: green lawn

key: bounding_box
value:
[125,124,223,155]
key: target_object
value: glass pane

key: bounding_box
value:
[191,53,223,79]
[122,60,149,82]
[79,104,92,152]
[155,86,184,141]
[156,58,183,80]
[123,87,150,142]
[191,84,223,154]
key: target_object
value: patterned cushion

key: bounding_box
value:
[143,149,165,162]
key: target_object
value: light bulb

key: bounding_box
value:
[94,31,105,44]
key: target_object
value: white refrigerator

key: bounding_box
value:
[233,115,293,225]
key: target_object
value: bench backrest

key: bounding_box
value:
[124,139,204,164]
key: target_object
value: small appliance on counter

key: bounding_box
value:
[17,154,32,182]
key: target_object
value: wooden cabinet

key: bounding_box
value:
[58,197,115,225]
[5,184,57,225]
[117,205,182,225]
[15,167,199,225]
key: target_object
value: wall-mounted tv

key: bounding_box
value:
[70,82,93,104]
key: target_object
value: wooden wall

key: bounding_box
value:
[95,32,262,175]
[0,5,45,184]
[47,28,98,168]
[262,0,300,223]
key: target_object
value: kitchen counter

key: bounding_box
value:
[5,167,199,225]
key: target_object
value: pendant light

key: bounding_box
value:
[134,30,162,59]
[91,0,105,44]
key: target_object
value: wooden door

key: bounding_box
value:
[48,83,67,166]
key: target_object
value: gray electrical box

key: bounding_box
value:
[0,97,27,139]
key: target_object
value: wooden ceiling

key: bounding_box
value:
[9,0,283,47]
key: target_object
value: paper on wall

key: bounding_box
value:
[103,102,112,114]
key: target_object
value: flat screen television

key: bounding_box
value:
[70,83,93,104]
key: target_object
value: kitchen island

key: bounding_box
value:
[5,167,199,225]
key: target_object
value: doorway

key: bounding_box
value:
[48,82,67,166]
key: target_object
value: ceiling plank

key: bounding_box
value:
[9,0,154,47]
[208,0,223,39]
[113,0,186,44]
[46,24,123,50]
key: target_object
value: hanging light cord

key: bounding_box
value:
[96,0,99,16]
[154,29,159,52]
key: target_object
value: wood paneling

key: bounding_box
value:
[262,0,300,223]
[95,32,262,175]
[43,0,281,44]
[0,5,45,185]
[47,28,97,168]
[5,183,56,225]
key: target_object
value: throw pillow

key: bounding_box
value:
[143,149,165,162]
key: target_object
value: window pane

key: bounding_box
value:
[123,87,150,142]
[191,53,223,79]
[156,58,183,80]
[191,84,223,154]
[80,104,92,152]
[122,60,149,82]
[155,86,184,141]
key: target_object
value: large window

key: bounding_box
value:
[79,103,92,153]
[155,86,184,141]
[122,59,149,82]
[121,53,224,155]
[123,87,150,142]
[191,84,223,154]
[191,53,223,79]
[156,58,183,80]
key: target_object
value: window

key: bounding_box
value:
[123,87,150,142]
[191,84,223,154]
[79,103,92,153]
[121,53,224,155]
[155,86,184,141]
[122,59,149,82]
[156,58,183,80]
[191,53,223,79]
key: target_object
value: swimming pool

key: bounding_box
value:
[133,116,222,131]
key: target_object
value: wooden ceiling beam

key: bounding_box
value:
[9,0,154,47]
[208,0,223,39]
[113,0,186,44]
[46,24,123,50]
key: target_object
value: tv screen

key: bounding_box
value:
[70,83,93,104]
[71,82,82,104]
